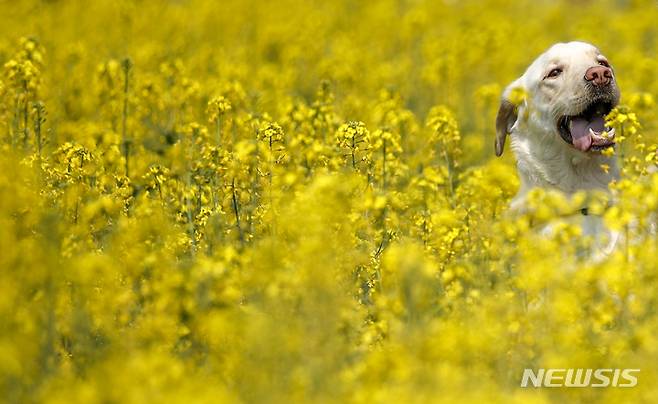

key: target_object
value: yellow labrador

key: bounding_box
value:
[496,41,621,252]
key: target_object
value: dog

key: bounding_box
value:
[495,41,621,252]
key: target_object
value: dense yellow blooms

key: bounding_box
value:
[1,0,658,402]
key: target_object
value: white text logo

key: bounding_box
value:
[520,368,639,387]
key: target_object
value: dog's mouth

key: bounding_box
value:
[557,100,615,153]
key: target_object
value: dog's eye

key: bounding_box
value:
[598,60,610,67]
[545,68,562,79]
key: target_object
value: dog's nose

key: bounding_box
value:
[584,66,613,86]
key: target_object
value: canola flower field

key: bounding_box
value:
[2,0,658,402]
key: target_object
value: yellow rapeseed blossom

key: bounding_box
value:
[0,1,658,403]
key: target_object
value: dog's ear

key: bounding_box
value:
[495,81,525,157]
[495,100,516,156]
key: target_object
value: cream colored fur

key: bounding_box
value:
[496,41,621,254]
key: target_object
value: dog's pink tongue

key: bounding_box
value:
[569,116,605,151]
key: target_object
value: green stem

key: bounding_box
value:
[231,178,245,247]
[382,139,387,190]
[121,58,132,176]
[444,150,455,207]
[216,116,221,147]
[351,135,356,169]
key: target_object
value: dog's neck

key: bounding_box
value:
[509,121,619,208]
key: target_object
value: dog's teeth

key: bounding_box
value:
[589,128,601,139]
[607,127,616,138]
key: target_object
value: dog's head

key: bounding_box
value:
[495,41,620,157]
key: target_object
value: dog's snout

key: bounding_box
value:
[584,66,613,86]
